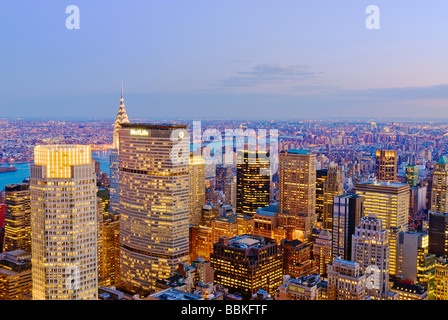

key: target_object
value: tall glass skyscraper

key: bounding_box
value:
[4,183,31,252]
[119,123,190,290]
[236,150,270,217]
[30,145,98,300]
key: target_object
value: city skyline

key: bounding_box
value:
[1,1,448,120]
[3,0,448,305]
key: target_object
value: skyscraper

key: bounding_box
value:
[189,153,206,226]
[351,215,389,300]
[210,235,283,299]
[332,193,364,261]
[323,163,344,230]
[312,229,332,277]
[355,181,410,277]
[109,81,130,214]
[375,149,397,182]
[434,257,448,300]
[327,258,367,300]
[431,155,448,214]
[396,231,435,299]
[428,212,448,257]
[316,168,328,224]
[406,165,419,187]
[278,149,316,243]
[30,145,98,300]
[236,150,270,217]
[4,183,31,252]
[102,213,120,285]
[119,123,190,290]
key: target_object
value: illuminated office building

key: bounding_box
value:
[312,229,332,277]
[119,123,190,290]
[351,215,389,300]
[355,181,410,277]
[236,150,270,217]
[201,204,219,226]
[215,165,228,191]
[30,145,98,300]
[253,203,287,245]
[189,224,213,261]
[224,175,237,208]
[323,163,344,230]
[4,183,31,252]
[316,169,328,224]
[109,82,130,214]
[406,165,419,187]
[430,155,448,213]
[275,274,321,300]
[327,258,367,300]
[189,212,253,261]
[375,149,397,182]
[210,235,283,300]
[102,213,120,285]
[390,281,427,300]
[278,149,317,244]
[396,231,435,299]
[189,153,206,225]
[434,257,448,300]
[332,193,364,261]
[281,239,317,279]
[0,250,32,300]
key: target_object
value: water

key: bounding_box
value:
[0,150,111,192]
[0,163,32,191]
[92,150,111,176]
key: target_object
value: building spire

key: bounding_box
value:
[113,80,130,149]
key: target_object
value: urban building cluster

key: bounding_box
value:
[1,89,448,301]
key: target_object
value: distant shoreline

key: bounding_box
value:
[0,166,18,173]
[0,162,31,165]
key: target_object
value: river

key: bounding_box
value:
[0,150,111,192]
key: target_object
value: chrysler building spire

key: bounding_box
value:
[113,80,130,149]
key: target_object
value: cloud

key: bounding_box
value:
[217,63,322,88]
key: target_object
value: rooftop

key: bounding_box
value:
[356,181,409,188]
[438,155,448,164]
[286,149,310,154]
[150,288,203,301]
[121,123,188,129]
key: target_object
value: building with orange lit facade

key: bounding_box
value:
[189,153,206,226]
[278,149,316,244]
[119,124,190,291]
[189,212,253,261]
[375,149,397,182]
[281,239,317,279]
[253,203,287,245]
[30,145,98,300]
[210,234,283,300]
[434,257,448,300]
[327,258,367,300]
[275,274,322,300]
[312,229,332,278]
[355,181,410,277]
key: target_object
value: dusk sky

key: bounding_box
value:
[1,0,448,120]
